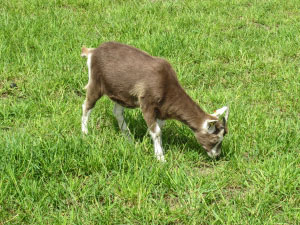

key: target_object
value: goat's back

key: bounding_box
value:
[90,42,181,108]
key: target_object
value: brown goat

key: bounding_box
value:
[81,42,229,162]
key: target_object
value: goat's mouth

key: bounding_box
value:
[207,149,221,158]
[206,142,222,158]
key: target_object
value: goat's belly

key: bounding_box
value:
[108,95,139,109]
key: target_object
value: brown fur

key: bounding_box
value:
[82,42,227,153]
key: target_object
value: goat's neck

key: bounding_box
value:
[169,89,207,132]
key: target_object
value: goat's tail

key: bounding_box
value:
[81,46,89,57]
[81,46,94,90]
[81,46,95,57]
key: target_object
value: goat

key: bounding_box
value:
[81,42,229,162]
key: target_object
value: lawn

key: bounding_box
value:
[0,0,300,224]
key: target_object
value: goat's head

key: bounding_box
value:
[195,106,229,158]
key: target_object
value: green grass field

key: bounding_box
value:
[1,0,300,224]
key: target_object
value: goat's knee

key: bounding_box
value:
[150,123,161,139]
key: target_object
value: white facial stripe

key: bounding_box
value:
[207,132,224,158]
[218,129,225,138]
[212,140,221,152]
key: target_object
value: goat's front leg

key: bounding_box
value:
[149,120,165,162]
[150,119,165,162]
[113,103,131,140]
[142,105,166,162]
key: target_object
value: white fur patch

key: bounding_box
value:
[150,122,165,162]
[84,53,92,89]
[207,130,224,158]
[81,101,92,134]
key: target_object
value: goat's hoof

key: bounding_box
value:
[82,129,88,135]
[121,131,133,142]
[126,135,133,142]
[157,155,166,163]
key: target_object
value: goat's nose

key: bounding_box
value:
[207,149,221,158]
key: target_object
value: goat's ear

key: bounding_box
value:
[203,119,218,134]
[211,106,229,121]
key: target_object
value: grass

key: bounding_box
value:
[1,0,300,224]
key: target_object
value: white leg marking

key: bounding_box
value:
[113,103,131,138]
[81,100,92,134]
[150,122,165,162]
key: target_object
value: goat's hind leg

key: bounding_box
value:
[82,85,102,134]
[113,103,132,140]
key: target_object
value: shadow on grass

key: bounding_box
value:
[109,111,230,160]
